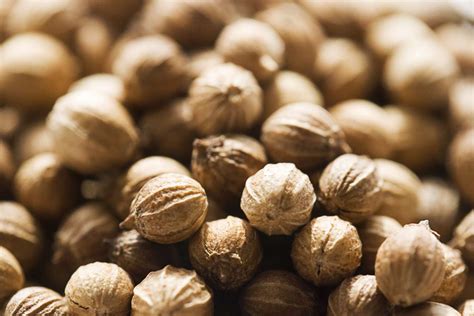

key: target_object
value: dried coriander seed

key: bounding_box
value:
[319,154,383,223]
[449,129,474,205]
[0,201,43,272]
[291,216,362,287]
[240,270,320,316]
[375,221,446,307]
[13,153,81,220]
[132,265,213,315]
[13,121,54,163]
[47,91,139,174]
[327,275,390,316]
[0,246,24,302]
[186,49,224,84]
[374,159,422,225]
[216,18,285,82]
[189,216,262,290]
[69,73,125,103]
[357,215,402,274]
[65,262,133,316]
[5,286,69,316]
[261,102,350,171]
[437,23,474,74]
[121,173,208,244]
[449,210,474,269]
[188,63,263,136]
[192,134,267,207]
[449,78,474,133]
[458,300,474,316]
[0,141,15,197]
[392,301,461,316]
[241,163,315,236]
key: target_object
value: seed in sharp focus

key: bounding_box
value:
[5,286,69,316]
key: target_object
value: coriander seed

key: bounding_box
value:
[65,262,133,316]
[291,216,362,287]
[121,173,208,244]
[0,246,24,302]
[437,23,474,74]
[449,129,474,205]
[132,265,213,316]
[13,121,54,163]
[5,286,68,316]
[449,78,474,133]
[186,49,224,84]
[261,102,350,171]
[392,302,461,316]
[241,163,315,236]
[449,210,474,269]
[189,216,262,290]
[458,300,474,316]
[375,221,446,307]
[0,106,21,141]
[69,73,125,103]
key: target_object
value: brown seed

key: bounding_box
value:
[53,203,119,274]
[188,63,263,136]
[65,262,133,316]
[375,221,446,307]
[5,286,69,316]
[13,153,81,220]
[291,216,362,287]
[0,246,24,302]
[131,265,213,316]
[189,216,262,290]
[437,23,474,74]
[240,270,320,316]
[13,121,54,163]
[216,18,285,82]
[261,102,350,171]
[0,107,21,141]
[392,301,461,316]
[449,78,474,133]
[241,163,315,236]
[374,159,422,225]
[319,154,383,223]
[47,91,139,174]
[0,201,43,272]
[192,134,267,207]
[449,210,474,269]
[0,140,15,197]
[330,100,393,158]
[69,74,125,103]
[186,49,224,85]
[458,300,474,316]
[327,275,390,316]
[121,173,208,244]
[449,129,474,205]
[357,215,402,274]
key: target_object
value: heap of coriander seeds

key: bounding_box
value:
[0,1,473,315]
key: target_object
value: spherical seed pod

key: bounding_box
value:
[256,3,325,77]
[417,178,460,241]
[139,98,196,162]
[437,24,474,74]
[186,49,224,85]
[384,39,460,112]
[53,203,119,274]
[0,141,15,197]
[327,275,389,316]
[449,130,474,205]
[13,153,81,220]
[261,102,350,171]
[13,121,54,163]
[375,221,446,307]
[241,163,315,236]
[188,63,263,136]
[216,18,285,82]
[449,78,474,133]
[113,156,190,220]
[263,71,324,120]
[330,100,393,158]
[1,33,78,112]
[365,14,433,62]
[432,245,467,304]
[0,107,21,141]
[319,154,383,223]
[374,159,422,225]
[69,74,125,103]
[5,286,69,316]
[189,216,262,290]
[112,35,188,106]
[192,134,267,207]
[131,265,213,316]
[291,216,362,287]
[121,173,208,244]
[386,105,447,173]
[0,202,43,272]
[313,38,376,106]
[205,198,227,222]
[6,0,86,43]
[65,262,133,316]
[0,246,24,302]
[47,91,139,174]
[357,215,402,274]
[458,300,474,316]
[108,230,181,283]
[450,211,474,269]
[392,301,461,316]
[240,270,320,316]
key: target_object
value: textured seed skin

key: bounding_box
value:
[375,221,446,307]
[291,216,362,287]
[241,163,315,236]
[5,286,69,316]
[122,173,208,244]
[458,300,474,316]
[449,210,474,269]
[432,245,467,304]
[131,265,213,316]
[392,301,461,316]
[0,246,24,301]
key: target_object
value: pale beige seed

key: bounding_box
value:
[5,286,68,316]
[449,78,474,133]
[186,49,224,85]
[450,210,474,269]
[69,74,125,103]
[0,246,24,302]
[437,23,474,74]
[458,299,474,316]
[449,130,474,205]
[432,245,467,304]
[392,301,461,316]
